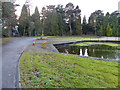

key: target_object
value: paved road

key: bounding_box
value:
[1,37,36,88]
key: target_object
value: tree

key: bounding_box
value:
[109,12,119,37]
[57,13,65,36]
[65,3,75,35]
[83,15,87,25]
[43,12,52,35]
[32,6,41,36]
[75,5,82,35]
[100,13,110,36]
[41,7,47,34]
[99,25,104,36]
[82,16,88,35]
[56,5,65,36]
[95,10,104,36]
[75,17,82,35]
[2,2,17,37]
[90,10,119,37]
[88,10,104,35]
[43,5,55,35]
[40,4,82,36]
[118,16,120,37]
[28,21,35,36]
[106,23,112,36]
[19,4,29,36]
[51,11,59,36]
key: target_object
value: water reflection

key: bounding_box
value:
[55,44,120,61]
[80,49,82,56]
[84,49,88,56]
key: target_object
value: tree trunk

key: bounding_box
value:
[69,22,72,35]
[23,27,25,36]
[8,26,12,37]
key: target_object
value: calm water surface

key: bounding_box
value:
[55,44,120,61]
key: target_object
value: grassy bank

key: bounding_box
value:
[75,42,120,47]
[48,36,98,39]
[0,38,12,45]
[20,52,118,88]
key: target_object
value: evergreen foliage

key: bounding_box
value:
[2,2,17,37]
[2,2,120,37]
[19,4,30,36]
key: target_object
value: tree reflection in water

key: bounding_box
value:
[55,44,120,61]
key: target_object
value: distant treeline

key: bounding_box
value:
[1,2,120,37]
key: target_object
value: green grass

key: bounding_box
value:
[1,38,12,45]
[20,52,118,88]
[47,36,98,39]
[37,37,48,40]
[75,42,120,47]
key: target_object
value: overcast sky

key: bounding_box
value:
[15,0,120,20]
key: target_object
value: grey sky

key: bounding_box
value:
[15,0,119,20]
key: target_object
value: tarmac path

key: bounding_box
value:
[1,37,37,88]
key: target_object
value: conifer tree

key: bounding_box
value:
[33,6,41,36]
[82,16,88,35]
[51,12,59,36]
[19,4,29,36]
[2,2,17,37]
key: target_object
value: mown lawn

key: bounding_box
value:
[20,52,118,88]
[47,36,98,39]
[75,42,120,47]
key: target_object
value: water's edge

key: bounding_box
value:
[53,40,120,63]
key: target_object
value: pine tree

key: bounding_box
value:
[41,7,47,35]
[82,16,88,35]
[56,5,65,36]
[33,6,41,36]
[43,11,53,35]
[43,5,55,36]
[75,6,82,35]
[57,13,65,36]
[19,4,29,36]
[51,12,59,36]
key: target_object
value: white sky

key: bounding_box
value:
[15,0,120,21]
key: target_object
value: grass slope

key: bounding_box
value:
[75,42,120,47]
[48,36,97,39]
[20,52,118,88]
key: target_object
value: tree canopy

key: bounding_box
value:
[2,2,17,37]
[1,2,120,37]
